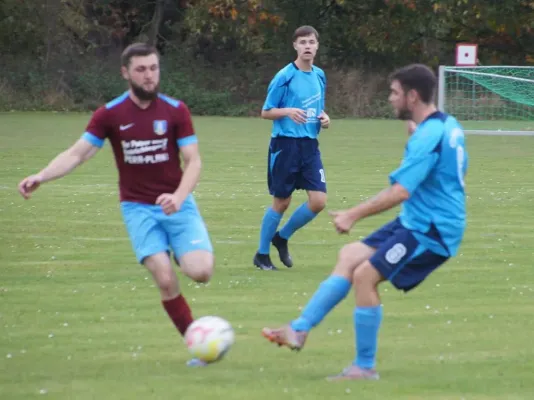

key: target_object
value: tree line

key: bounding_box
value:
[1,0,532,116]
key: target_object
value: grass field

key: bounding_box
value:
[1,113,534,400]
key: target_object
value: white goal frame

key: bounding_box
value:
[437,65,534,136]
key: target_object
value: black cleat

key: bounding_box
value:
[272,232,293,268]
[253,252,278,271]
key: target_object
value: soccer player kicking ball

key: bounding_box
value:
[254,25,331,271]
[18,43,215,367]
[262,64,469,380]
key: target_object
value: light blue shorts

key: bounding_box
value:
[120,194,213,264]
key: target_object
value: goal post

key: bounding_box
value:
[437,65,534,136]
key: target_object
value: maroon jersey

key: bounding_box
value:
[83,92,196,204]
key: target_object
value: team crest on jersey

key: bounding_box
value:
[153,120,168,136]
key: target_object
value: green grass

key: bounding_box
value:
[1,113,533,399]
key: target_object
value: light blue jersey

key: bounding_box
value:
[262,63,326,139]
[389,111,468,257]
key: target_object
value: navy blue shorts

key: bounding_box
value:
[267,137,326,199]
[363,218,449,292]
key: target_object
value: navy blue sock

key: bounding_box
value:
[290,275,351,332]
[353,306,383,369]
[279,202,317,240]
[258,207,283,254]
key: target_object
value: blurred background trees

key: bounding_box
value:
[1,0,533,116]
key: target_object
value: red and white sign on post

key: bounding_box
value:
[455,43,478,66]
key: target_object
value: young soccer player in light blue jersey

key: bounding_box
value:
[254,25,331,271]
[262,63,469,380]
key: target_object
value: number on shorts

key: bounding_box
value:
[319,168,326,183]
[385,243,407,264]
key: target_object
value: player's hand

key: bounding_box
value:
[328,210,356,234]
[286,108,307,124]
[156,193,183,215]
[319,111,330,129]
[18,174,43,199]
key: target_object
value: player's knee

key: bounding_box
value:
[181,252,214,283]
[191,264,213,283]
[308,193,326,213]
[333,242,375,279]
[333,243,361,279]
[338,243,358,266]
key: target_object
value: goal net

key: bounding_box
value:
[437,66,534,136]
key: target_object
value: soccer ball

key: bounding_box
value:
[185,316,235,363]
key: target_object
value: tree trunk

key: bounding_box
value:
[147,0,166,46]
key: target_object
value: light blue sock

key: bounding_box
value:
[279,202,317,240]
[353,306,383,369]
[290,275,351,332]
[258,207,283,254]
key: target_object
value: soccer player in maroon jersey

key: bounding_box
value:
[18,43,215,367]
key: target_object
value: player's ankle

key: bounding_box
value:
[290,318,312,332]
[275,231,289,241]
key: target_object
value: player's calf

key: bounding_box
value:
[352,261,385,306]
[143,252,194,337]
[156,270,180,298]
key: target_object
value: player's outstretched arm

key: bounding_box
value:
[18,138,100,199]
[347,183,409,221]
[329,184,409,234]
[156,143,201,215]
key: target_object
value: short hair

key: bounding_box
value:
[389,64,437,104]
[292,25,319,42]
[121,43,159,67]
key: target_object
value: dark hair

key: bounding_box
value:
[121,43,159,67]
[292,25,319,42]
[389,64,437,104]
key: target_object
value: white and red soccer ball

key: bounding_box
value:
[184,316,235,362]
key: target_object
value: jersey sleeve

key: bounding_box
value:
[82,107,109,148]
[262,72,287,111]
[389,127,443,194]
[175,102,198,148]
